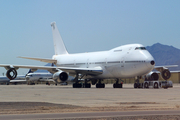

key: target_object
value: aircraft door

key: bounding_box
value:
[122,47,132,67]
[127,47,132,54]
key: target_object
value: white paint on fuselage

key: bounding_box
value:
[53,44,155,79]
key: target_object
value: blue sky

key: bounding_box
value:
[0,0,180,74]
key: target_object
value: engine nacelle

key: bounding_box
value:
[161,69,171,80]
[6,68,17,80]
[145,69,171,81]
[145,72,159,80]
[53,71,68,82]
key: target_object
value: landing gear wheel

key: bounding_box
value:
[113,79,123,88]
[73,83,82,88]
[83,83,91,88]
[154,82,159,89]
[134,83,137,88]
[144,82,149,88]
[113,83,122,88]
[96,83,105,88]
[96,79,105,88]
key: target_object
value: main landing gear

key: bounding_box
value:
[134,77,142,88]
[73,73,82,88]
[113,79,123,88]
[83,79,91,88]
[96,79,105,88]
[73,82,82,88]
[73,81,91,88]
[73,73,91,88]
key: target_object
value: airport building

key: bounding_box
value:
[163,71,180,83]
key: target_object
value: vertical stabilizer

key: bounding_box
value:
[51,22,68,55]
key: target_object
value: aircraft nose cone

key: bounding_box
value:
[150,60,155,65]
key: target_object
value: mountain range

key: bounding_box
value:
[146,43,180,71]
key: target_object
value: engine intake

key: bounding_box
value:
[59,72,68,81]
[146,72,159,80]
[6,68,17,80]
[161,69,171,80]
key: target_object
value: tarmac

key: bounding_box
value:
[0,84,180,119]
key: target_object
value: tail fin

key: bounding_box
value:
[51,22,68,55]
[27,69,33,73]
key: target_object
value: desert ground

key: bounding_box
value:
[0,84,180,119]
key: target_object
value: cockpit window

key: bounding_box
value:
[135,47,146,50]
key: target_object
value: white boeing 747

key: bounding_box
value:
[0,22,176,88]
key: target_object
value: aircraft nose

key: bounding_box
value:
[145,54,155,72]
[144,58,155,74]
[143,51,155,69]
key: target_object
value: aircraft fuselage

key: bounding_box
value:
[53,44,155,79]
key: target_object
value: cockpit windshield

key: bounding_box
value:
[135,47,146,50]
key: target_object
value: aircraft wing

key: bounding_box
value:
[10,80,26,83]
[0,64,103,76]
[0,64,58,73]
[18,56,57,64]
[154,65,178,71]
[38,78,55,82]
[57,66,103,76]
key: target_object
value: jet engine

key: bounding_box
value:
[145,69,171,81]
[161,69,171,80]
[145,72,159,80]
[53,71,68,82]
[6,68,17,80]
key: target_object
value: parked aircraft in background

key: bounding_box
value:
[0,22,176,88]
[0,75,26,85]
[25,72,53,85]
[25,72,74,85]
